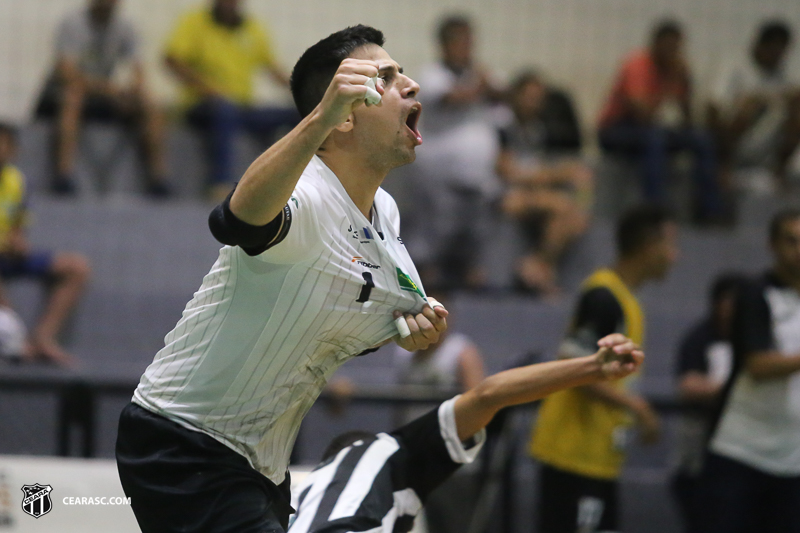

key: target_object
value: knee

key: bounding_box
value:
[53,253,91,282]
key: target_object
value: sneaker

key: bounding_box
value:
[145,181,173,199]
[51,176,77,196]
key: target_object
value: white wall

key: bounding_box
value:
[1,0,799,130]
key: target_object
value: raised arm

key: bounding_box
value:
[228,58,379,225]
[452,334,643,441]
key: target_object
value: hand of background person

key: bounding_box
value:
[630,396,661,445]
[393,304,448,352]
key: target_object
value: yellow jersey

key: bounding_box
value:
[529,268,644,480]
[0,164,27,249]
[164,9,278,107]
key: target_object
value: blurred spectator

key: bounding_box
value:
[671,273,744,533]
[598,20,724,223]
[164,0,299,200]
[708,21,800,194]
[414,15,504,290]
[394,302,485,424]
[496,71,593,295]
[0,124,90,365]
[529,206,678,533]
[700,209,800,533]
[35,0,171,197]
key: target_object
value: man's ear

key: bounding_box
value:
[335,113,355,133]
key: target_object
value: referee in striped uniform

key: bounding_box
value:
[289,334,644,533]
[116,26,445,533]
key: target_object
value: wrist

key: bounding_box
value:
[586,353,607,380]
[308,105,340,137]
[628,395,649,417]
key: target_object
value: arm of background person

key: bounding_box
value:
[579,381,660,443]
[679,371,724,403]
[495,148,550,185]
[56,57,117,95]
[746,350,800,380]
[453,334,643,441]
[731,279,800,381]
[163,55,220,100]
[265,64,291,90]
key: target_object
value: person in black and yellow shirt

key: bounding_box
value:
[0,124,90,365]
[529,205,679,533]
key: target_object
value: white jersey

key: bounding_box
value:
[133,156,427,485]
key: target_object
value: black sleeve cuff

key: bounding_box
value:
[208,187,292,256]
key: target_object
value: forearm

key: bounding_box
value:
[230,111,335,225]
[164,56,217,98]
[496,153,547,185]
[580,381,642,412]
[267,65,291,89]
[678,372,721,404]
[57,60,112,93]
[453,355,603,441]
[746,351,800,380]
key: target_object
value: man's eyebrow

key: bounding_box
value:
[379,64,403,75]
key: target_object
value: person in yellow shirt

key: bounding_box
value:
[529,205,678,533]
[0,124,91,365]
[164,0,299,198]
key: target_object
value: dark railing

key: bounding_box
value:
[0,373,683,458]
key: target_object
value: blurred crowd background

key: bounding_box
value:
[0,1,800,532]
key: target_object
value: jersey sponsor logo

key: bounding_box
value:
[396,268,424,298]
[21,483,53,518]
[352,257,381,270]
[362,227,375,240]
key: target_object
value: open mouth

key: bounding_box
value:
[405,104,423,145]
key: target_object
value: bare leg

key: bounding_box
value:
[503,187,588,295]
[133,88,170,192]
[32,252,90,365]
[55,81,85,188]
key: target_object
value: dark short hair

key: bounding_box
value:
[321,430,375,462]
[437,14,471,46]
[769,207,800,243]
[757,20,792,46]
[616,205,674,257]
[290,25,385,118]
[709,272,746,305]
[509,69,543,95]
[651,19,683,44]
[0,122,18,141]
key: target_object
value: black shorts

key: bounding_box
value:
[0,251,53,279]
[537,463,619,533]
[698,452,800,533]
[116,403,293,533]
